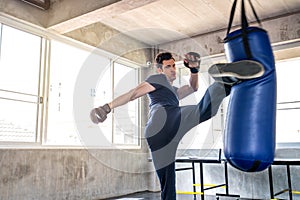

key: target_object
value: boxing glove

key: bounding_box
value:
[90,104,111,124]
[184,52,201,73]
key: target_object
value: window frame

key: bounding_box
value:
[0,23,45,146]
[274,57,300,148]
[0,15,142,149]
[111,60,142,147]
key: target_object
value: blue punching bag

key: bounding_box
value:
[223,0,276,172]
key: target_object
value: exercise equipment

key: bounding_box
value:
[223,0,277,172]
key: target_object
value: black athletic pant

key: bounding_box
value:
[145,82,230,200]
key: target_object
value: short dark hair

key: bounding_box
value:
[155,52,174,69]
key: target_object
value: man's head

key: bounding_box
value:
[155,52,176,82]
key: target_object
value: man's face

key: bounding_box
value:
[159,59,176,82]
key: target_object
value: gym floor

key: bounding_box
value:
[104,191,269,200]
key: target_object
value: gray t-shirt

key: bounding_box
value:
[145,74,179,108]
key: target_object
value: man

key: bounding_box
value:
[90,52,264,200]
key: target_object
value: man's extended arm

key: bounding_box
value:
[108,82,155,109]
[90,82,155,124]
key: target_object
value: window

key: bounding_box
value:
[0,24,42,143]
[276,58,300,145]
[113,63,140,145]
[46,40,140,147]
[0,21,141,148]
[46,40,93,145]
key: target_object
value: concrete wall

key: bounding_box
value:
[64,22,152,65]
[159,12,300,61]
[0,148,159,200]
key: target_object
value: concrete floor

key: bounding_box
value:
[104,191,274,200]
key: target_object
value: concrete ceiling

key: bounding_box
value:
[46,0,300,45]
